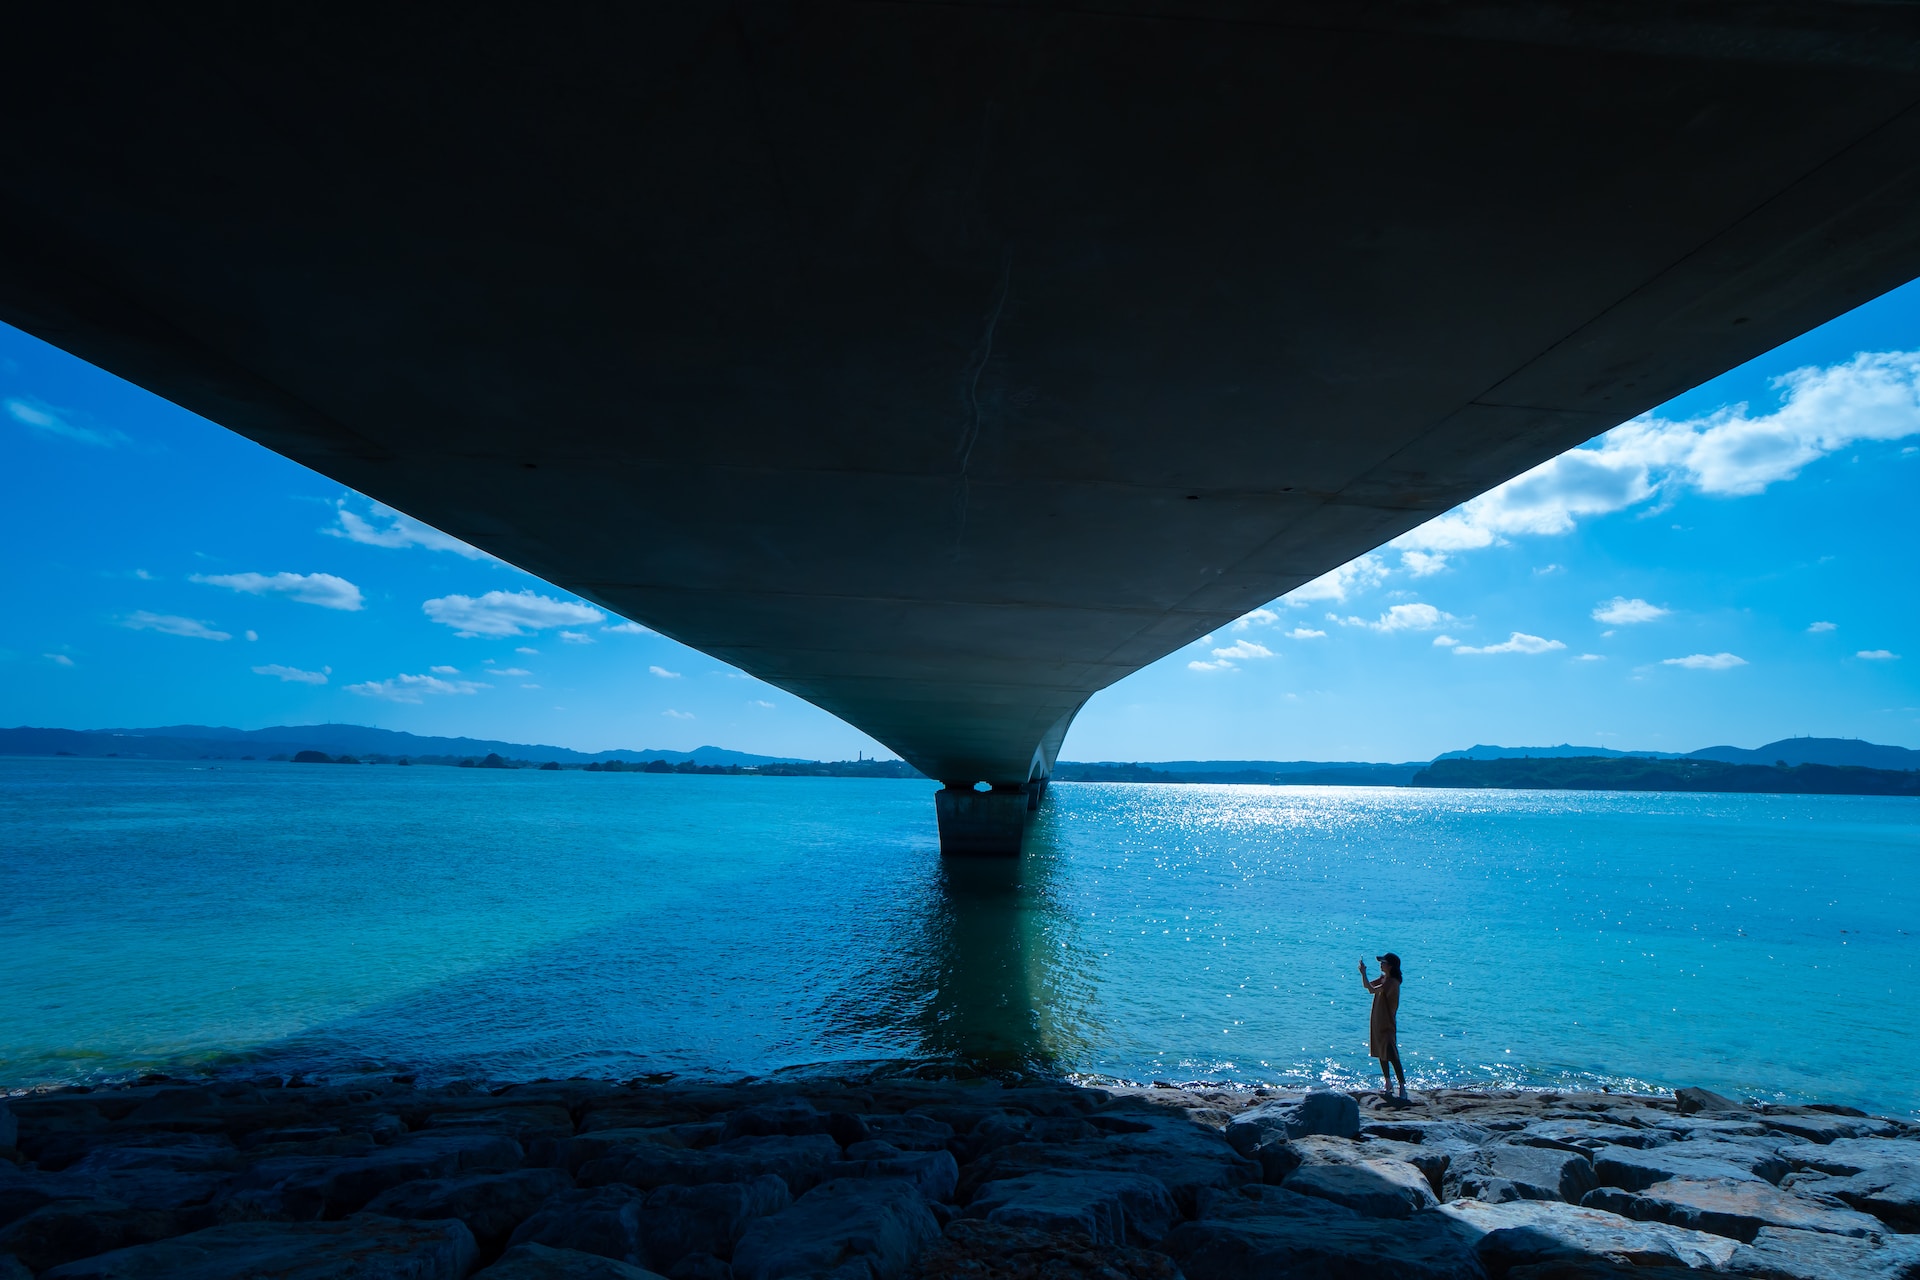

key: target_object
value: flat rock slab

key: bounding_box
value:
[1818,1161,1920,1232]
[1438,1197,1740,1272]
[1162,1185,1483,1280]
[963,1170,1178,1245]
[1593,1142,1786,1192]
[1795,1139,1920,1177]
[1520,1120,1670,1152]
[278,1134,524,1219]
[39,1217,476,1280]
[475,1243,666,1280]
[578,1135,839,1195]
[363,1168,571,1251]
[1454,1143,1598,1204]
[0,1200,185,1273]
[1584,1175,1886,1242]
[1728,1225,1920,1280]
[732,1178,940,1280]
[825,1150,958,1203]
[917,1219,1181,1280]
[1283,1159,1440,1219]
[1762,1115,1905,1146]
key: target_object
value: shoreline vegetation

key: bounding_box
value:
[2,1065,1916,1279]
[6,725,1920,796]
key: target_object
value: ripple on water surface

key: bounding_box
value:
[2,758,1915,1117]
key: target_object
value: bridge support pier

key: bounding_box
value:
[936,783,1031,856]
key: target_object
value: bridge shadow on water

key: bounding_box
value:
[198,815,1100,1085]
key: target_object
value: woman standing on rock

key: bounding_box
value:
[1360,951,1407,1100]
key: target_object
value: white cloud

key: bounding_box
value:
[1808,621,1837,633]
[133,569,154,580]
[1187,658,1235,672]
[325,498,489,558]
[1399,551,1448,577]
[750,699,776,708]
[422,590,604,637]
[1592,597,1669,626]
[1332,602,1457,633]
[486,666,532,677]
[560,630,594,644]
[1210,640,1274,661]
[649,665,682,678]
[45,653,74,666]
[1281,554,1389,606]
[1286,627,1326,640]
[191,571,364,611]
[346,672,491,702]
[1432,635,1458,647]
[662,708,694,719]
[430,665,460,675]
[1230,608,1279,631]
[1452,632,1566,656]
[1662,652,1747,670]
[253,664,328,684]
[516,646,539,655]
[123,611,230,641]
[1576,653,1605,661]
[6,396,126,446]
[244,630,258,642]
[1857,649,1900,660]
[604,621,653,635]
[1395,350,1920,557]
[521,683,541,689]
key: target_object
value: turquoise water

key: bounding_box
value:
[3,757,1916,1117]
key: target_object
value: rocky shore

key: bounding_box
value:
[2,1068,1917,1279]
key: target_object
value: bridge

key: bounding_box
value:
[4,5,1920,852]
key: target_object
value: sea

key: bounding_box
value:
[3,756,1916,1118]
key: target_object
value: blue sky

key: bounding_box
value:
[4,285,1918,762]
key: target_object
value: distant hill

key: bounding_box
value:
[1435,743,1682,761]
[0,724,806,767]
[1054,760,1423,786]
[1412,755,1920,797]
[1685,737,1920,770]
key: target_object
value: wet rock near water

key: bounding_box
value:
[1,1077,1916,1278]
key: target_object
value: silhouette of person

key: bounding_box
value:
[1360,952,1406,1100]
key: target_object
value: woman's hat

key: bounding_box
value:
[1377,951,1401,970]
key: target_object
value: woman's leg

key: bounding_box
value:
[1377,1057,1392,1092]
[1388,1050,1407,1091]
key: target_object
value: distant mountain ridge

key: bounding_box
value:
[1439,737,1920,770]
[0,724,806,767]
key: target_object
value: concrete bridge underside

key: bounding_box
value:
[6,4,1920,852]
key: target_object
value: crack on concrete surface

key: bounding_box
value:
[953,251,1014,557]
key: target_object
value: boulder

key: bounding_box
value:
[0,1201,183,1273]
[1819,1161,1920,1232]
[39,1217,475,1280]
[0,1252,31,1280]
[918,1218,1182,1280]
[362,1168,572,1252]
[0,1104,16,1151]
[1675,1088,1747,1116]
[508,1185,648,1265]
[475,1243,667,1280]
[1437,1198,1740,1272]
[635,1177,790,1268]
[1224,1092,1359,1154]
[1583,1175,1886,1243]
[1592,1142,1787,1192]
[722,1101,834,1142]
[1452,1144,1598,1204]
[959,1109,1256,1216]
[1282,1160,1439,1219]
[732,1178,940,1280]
[962,1170,1178,1245]
[825,1150,959,1202]
[1728,1225,1920,1280]
[1161,1185,1484,1280]
[577,1134,838,1195]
